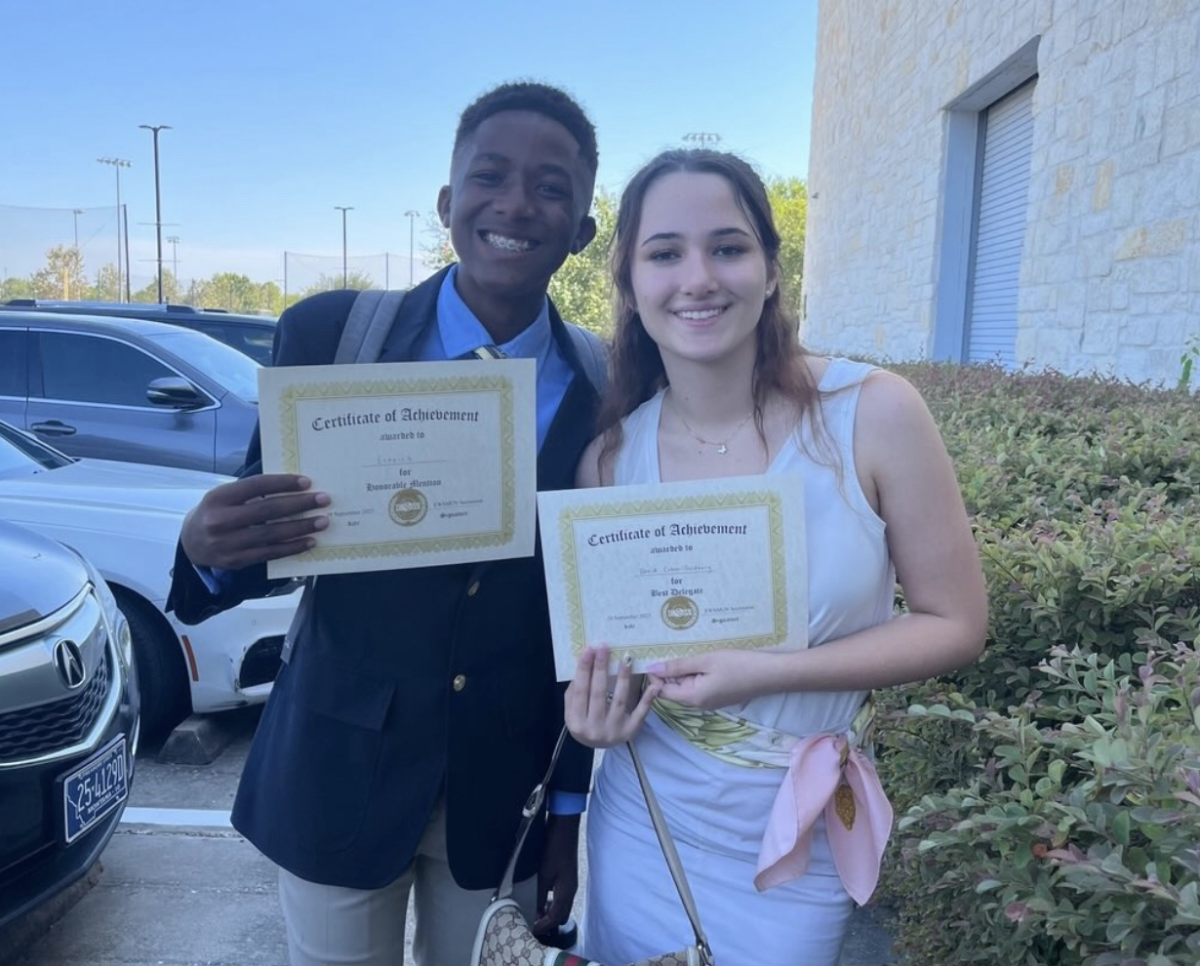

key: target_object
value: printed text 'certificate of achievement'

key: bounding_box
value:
[538,474,808,680]
[259,359,536,578]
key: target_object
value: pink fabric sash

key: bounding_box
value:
[754,733,893,905]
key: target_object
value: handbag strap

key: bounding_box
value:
[625,737,712,964]
[494,726,713,965]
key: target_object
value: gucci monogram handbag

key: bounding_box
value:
[470,728,714,966]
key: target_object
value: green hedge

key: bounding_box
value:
[875,364,1200,966]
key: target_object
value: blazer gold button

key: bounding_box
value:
[467,581,480,597]
[452,674,467,692]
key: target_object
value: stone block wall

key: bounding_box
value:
[802,0,1200,386]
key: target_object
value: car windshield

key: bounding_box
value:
[145,329,261,403]
[0,420,72,477]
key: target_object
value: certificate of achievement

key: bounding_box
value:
[258,359,537,578]
[538,474,808,680]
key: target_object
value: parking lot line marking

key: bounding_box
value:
[121,806,233,828]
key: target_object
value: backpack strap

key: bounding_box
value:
[565,323,609,395]
[285,289,407,665]
[337,289,607,397]
[335,290,407,364]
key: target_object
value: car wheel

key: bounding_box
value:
[113,591,191,737]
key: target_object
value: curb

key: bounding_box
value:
[156,713,239,765]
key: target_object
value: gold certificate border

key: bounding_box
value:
[278,374,516,562]
[558,490,787,665]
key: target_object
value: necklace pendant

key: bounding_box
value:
[716,444,728,455]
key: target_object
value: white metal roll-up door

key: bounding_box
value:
[966,79,1035,366]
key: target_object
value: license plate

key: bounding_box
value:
[60,736,128,844]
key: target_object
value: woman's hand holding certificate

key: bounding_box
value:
[538,474,809,680]
[258,359,537,577]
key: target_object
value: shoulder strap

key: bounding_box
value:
[335,290,408,364]
[288,289,408,656]
[494,726,712,964]
[565,323,608,395]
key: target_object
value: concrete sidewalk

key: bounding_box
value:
[14,824,898,965]
[11,711,899,966]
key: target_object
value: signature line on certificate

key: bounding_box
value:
[363,458,453,468]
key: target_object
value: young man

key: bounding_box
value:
[167,82,602,966]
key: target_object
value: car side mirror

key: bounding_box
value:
[146,376,207,410]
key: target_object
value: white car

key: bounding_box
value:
[0,420,299,735]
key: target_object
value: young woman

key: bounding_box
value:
[565,150,988,965]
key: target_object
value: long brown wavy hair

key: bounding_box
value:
[596,148,827,477]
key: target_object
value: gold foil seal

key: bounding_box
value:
[834,782,856,830]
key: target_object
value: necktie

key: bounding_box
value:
[470,345,506,360]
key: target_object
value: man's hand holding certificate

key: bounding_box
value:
[258,359,536,577]
[538,475,809,680]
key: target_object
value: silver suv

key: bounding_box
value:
[0,520,140,930]
[0,310,260,475]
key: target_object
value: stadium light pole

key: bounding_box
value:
[97,158,131,301]
[166,235,180,288]
[404,209,419,288]
[139,124,172,303]
[334,206,353,288]
[682,131,722,149]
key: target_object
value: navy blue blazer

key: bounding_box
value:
[167,267,598,889]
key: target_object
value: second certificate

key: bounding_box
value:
[538,474,809,680]
[259,359,537,577]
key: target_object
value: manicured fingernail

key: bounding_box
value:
[315,493,331,506]
[297,476,312,487]
[312,517,329,530]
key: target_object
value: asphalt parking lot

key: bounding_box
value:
[8,708,898,966]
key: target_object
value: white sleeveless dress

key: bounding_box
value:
[581,359,896,966]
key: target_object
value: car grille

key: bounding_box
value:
[239,635,284,689]
[0,651,111,760]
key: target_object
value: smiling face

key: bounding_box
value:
[437,110,596,337]
[630,171,775,369]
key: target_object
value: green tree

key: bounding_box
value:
[0,276,35,302]
[205,273,263,312]
[301,271,377,297]
[421,212,454,272]
[131,270,183,304]
[765,176,806,319]
[30,245,89,300]
[92,264,121,302]
[547,188,617,335]
[183,276,213,308]
[259,281,284,316]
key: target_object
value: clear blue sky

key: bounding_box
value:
[1,0,817,288]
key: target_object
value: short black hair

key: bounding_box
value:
[454,81,599,175]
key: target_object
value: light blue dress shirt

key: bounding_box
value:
[428,265,574,451]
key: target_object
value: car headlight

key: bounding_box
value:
[82,559,134,669]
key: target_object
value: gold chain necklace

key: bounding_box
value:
[669,391,755,455]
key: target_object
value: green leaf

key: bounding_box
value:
[1112,810,1131,847]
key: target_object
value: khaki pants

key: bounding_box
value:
[278,798,537,966]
